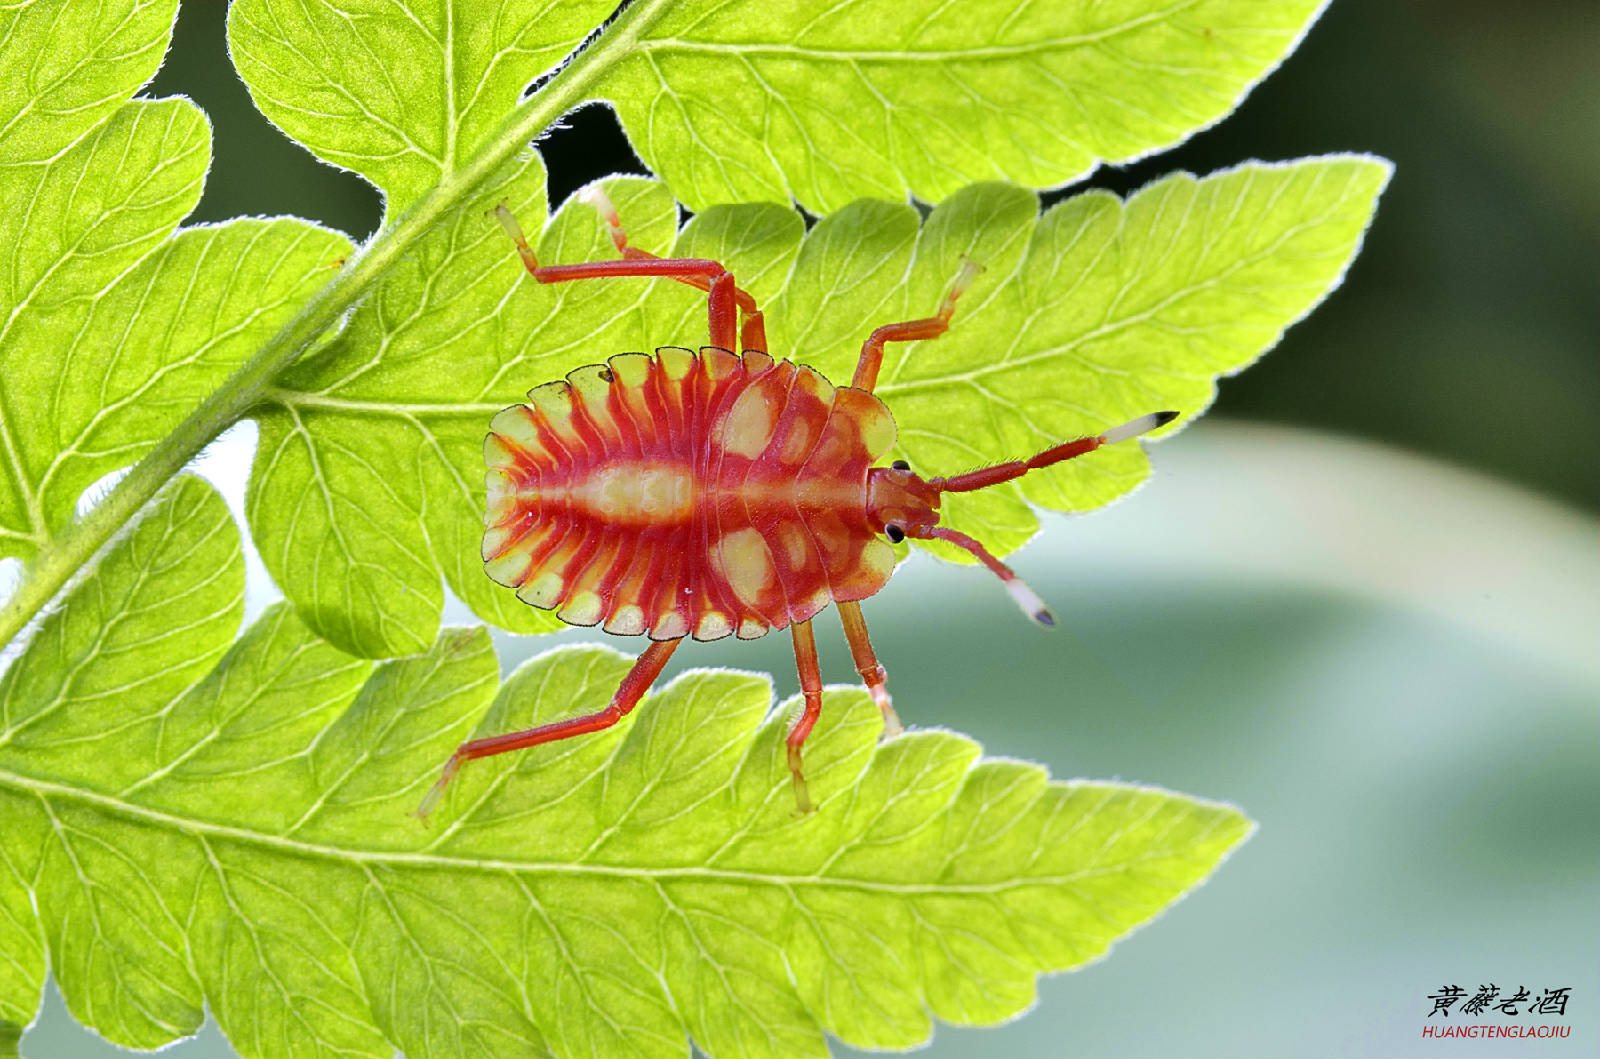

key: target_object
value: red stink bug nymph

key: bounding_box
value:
[418,189,1177,816]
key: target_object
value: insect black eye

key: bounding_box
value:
[884,524,905,543]
[891,459,910,471]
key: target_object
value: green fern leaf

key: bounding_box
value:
[0,2,349,563]
[251,158,1388,655]
[0,477,1252,1056]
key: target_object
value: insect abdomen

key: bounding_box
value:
[483,347,897,640]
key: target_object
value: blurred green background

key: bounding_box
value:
[19,1,1598,1057]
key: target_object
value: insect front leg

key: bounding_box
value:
[708,272,740,352]
[850,258,983,392]
[415,637,681,821]
[580,187,768,350]
[499,191,769,352]
[837,602,903,737]
[786,619,824,814]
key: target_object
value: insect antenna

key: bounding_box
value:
[932,411,1179,494]
[917,526,1056,627]
[917,410,1179,626]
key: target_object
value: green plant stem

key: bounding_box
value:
[0,0,677,652]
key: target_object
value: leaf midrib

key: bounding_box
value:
[0,765,1199,896]
[641,0,1208,63]
[0,0,681,650]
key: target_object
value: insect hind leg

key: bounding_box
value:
[837,602,903,737]
[414,637,680,822]
[786,619,824,814]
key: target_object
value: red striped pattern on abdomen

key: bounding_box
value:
[482,347,898,640]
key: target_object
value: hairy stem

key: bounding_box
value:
[0,0,675,651]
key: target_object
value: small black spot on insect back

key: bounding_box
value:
[885,524,905,543]
[892,459,910,471]
[598,368,614,382]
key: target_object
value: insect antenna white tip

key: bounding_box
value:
[1100,410,1179,445]
[1005,577,1056,628]
[923,525,1056,627]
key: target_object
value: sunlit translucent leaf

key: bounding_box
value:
[253,157,1387,654]
[226,0,618,214]
[0,477,243,1045]
[0,0,351,563]
[224,0,1328,219]
[0,0,178,164]
[777,157,1395,559]
[598,0,1329,211]
[0,476,1252,1056]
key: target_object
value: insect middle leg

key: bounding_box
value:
[494,202,765,352]
[787,618,824,814]
[837,601,903,737]
[850,258,984,392]
[415,637,680,821]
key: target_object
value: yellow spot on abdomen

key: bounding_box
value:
[605,604,646,636]
[559,591,604,626]
[719,389,779,457]
[712,527,776,604]
[517,571,565,609]
[777,417,816,464]
[779,524,810,568]
[696,611,732,640]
